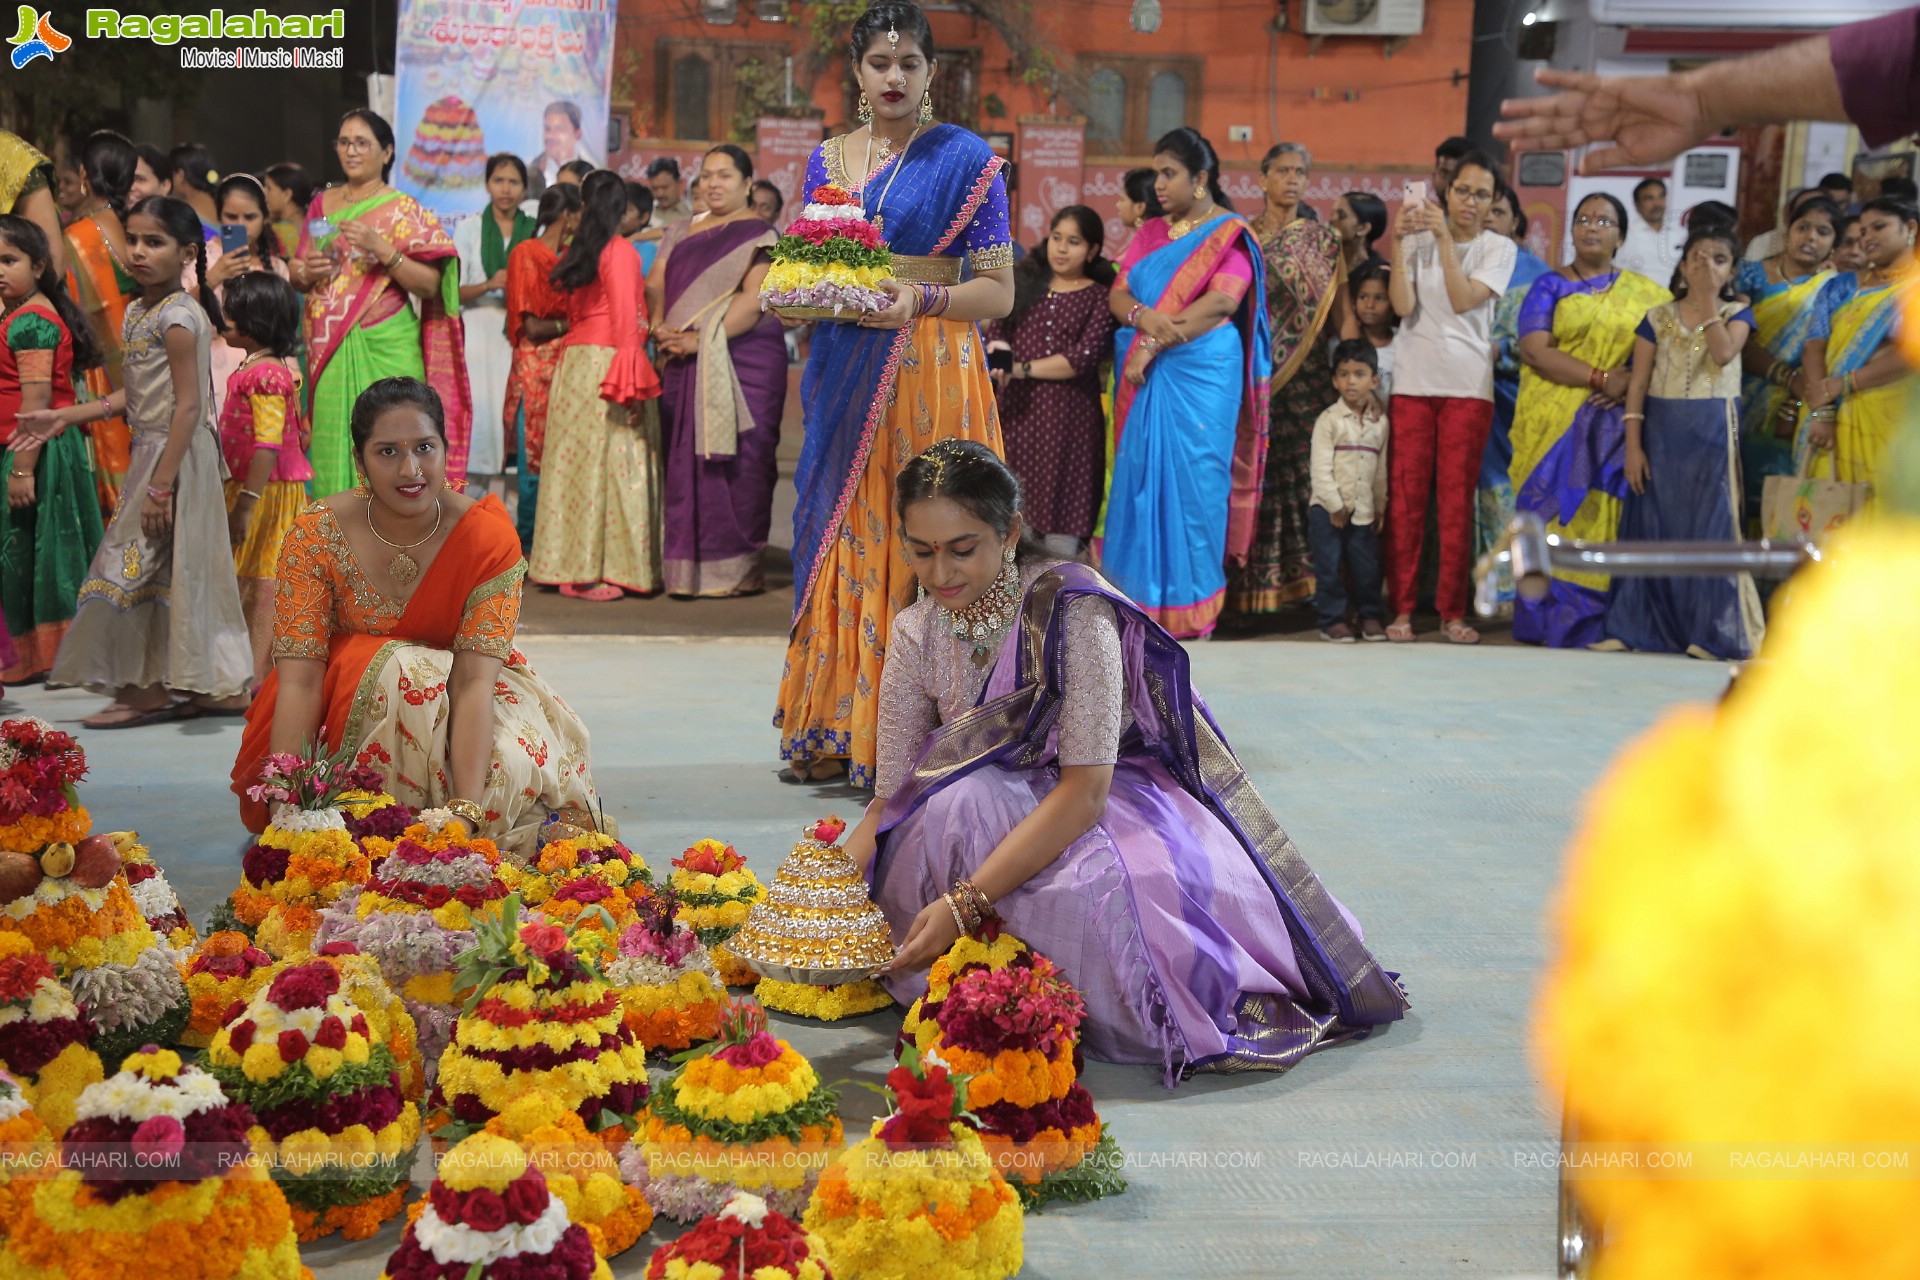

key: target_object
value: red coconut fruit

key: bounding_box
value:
[0,850,41,902]
[68,835,122,889]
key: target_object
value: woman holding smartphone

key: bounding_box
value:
[203,173,290,419]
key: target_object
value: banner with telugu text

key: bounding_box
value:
[393,0,616,223]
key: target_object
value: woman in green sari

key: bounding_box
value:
[290,109,470,496]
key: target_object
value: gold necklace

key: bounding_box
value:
[366,495,441,587]
[1168,200,1217,240]
[866,124,922,235]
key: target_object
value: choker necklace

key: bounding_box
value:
[1168,199,1217,240]
[938,549,1022,666]
[367,494,441,587]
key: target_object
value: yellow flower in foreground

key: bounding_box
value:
[1536,521,1920,1280]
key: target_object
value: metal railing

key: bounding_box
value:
[1473,513,1820,617]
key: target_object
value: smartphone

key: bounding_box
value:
[987,347,1014,375]
[1403,180,1429,208]
[219,223,249,256]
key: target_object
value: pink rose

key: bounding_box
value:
[130,1115,185,1160]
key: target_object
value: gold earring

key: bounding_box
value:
[353,475,370,497]
[919,91,934,126]
[857,92,872,126]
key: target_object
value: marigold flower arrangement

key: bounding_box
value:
[2,1046,309,1280]
[180,930,278,1047]
[480,1090,654,1259]
[313,809,511,1067]
[0,717,87,852]
[114,831,197,949]
[432,896,650,1143]
[803,1042,1023,1280]
[604,887,727,1052]
[0,930,103,1135]
[904,931,1126,1207]
[644,1189,835,1280]
[760,184,894,318]
[1535,521,1920,1280]
[379,1131,612,1280]
[229,741,388,958]
[204,959,422,1242]
[504,825,653,931]
[0,1067,51,1237]
[637,999,843,1222]
[670,837,767,986]
[310,941,428,1103]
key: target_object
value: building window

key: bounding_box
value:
[1078,54,1203,157]
[672,53,713,141]
[1146,71,1186,142]
[929,48,979,131]
[1087,68,1124,145]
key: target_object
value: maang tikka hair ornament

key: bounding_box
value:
[888,18,899,50]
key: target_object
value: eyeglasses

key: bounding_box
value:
[335,137,378,152]
[1449,185,1494,205]
[1573,215,1619,229]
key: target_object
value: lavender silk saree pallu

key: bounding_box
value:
[873,563,1407,1085]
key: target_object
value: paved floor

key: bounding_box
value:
[9,637,1728,1278]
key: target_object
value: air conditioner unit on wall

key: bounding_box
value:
[1303,0,1426,37]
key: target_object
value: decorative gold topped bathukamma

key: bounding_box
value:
[726,817,894,984]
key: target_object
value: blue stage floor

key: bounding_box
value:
[5,635,1728,1279]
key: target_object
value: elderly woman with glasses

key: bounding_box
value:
[1506,190,1670,648]
[1384,149,1516,644]
[290,108,471,496]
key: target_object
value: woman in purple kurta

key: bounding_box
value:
[649,144,787,598]
[847,441,1406,1085]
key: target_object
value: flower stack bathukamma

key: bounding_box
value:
[2,1047,309,1280]
[0,719,189,1067]
[379,1131,612,1280]
[204,959,422,1242]
[115,832,196,949]
[314,809,512,1066]
[504,823,652,931]
[0,1068,52,1237]
[669,838,767,988]
[0,935,100,1135]
[729,817,894,1021]
[478,1089,652,1260]
[636,999,843,1223]
[1535,522,1920,1280]
[644,1189,836,1280]
[902,931,1125,1207]
[804,1043,1023,1280]
[604,887,726,1052]
[760,185,892,319]
[230,744,385,958]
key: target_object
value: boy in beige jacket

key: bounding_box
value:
[1310,339,1391,642]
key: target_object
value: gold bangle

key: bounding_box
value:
[445,798,484,825]
[385,247,404,269]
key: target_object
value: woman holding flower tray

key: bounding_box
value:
[774,1,1015,787]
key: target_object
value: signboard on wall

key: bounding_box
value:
[393,0,617,222]
[1016,118,1087,248]
[757,117,826,230]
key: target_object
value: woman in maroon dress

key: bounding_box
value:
[983,205,1117,555]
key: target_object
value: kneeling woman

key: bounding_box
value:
[847,441,1406,1084]
[231,377,596,855]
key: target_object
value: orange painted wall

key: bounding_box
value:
[612,0,1475,170]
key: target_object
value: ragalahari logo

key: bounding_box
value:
[8,7,70,67]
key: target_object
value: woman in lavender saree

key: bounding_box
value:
[848,442,1406,1083]
[649,144,786,598]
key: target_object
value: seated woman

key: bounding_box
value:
[847,440,1407,1085]
[231,376,596,856]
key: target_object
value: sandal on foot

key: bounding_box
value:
[560,582,623,603]
[85,702,196,730]
[1442,619,1481,645]
[1386,621,1416,643]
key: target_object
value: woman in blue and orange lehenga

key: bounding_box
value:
[1100,127,1272,640]
[775,2,1014,786]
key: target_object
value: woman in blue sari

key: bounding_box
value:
[1101,128,1271,640]
[1475,183,1550,603]
[774,2,1014,785]
[847,442,1406,1082]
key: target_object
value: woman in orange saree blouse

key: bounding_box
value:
[231,378,595,858]
[64,130,140,510]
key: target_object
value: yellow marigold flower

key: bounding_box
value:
[305,1046,344,1081]
[342,1034,371,1065]
[438,1132,527,1193]
[241,1042,286,1082]
[123,1047,183,1081]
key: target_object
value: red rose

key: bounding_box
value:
[429,1180,462,1221]
[313,1016,347,1049]
[811,816,847,844]
[454,885,484,909]
[227,1020,255,1053]
[351,1013,369,1038]
[503,1171,548,1225]
[222,1000,248,1025]
[518,922,569,961]
[277,1029,309,1062]
[421,884,452,908]
[462,1187,508,1232]
[267,962,340,1011]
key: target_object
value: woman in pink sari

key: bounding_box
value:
[290,109,470,497]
